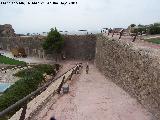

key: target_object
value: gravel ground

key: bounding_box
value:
[0,68,21,83]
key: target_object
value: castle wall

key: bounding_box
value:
[0,35,96,60]
[95,35,160,119]
[1,33,160,119]
[0,36,44,58]
[64,35,96,60]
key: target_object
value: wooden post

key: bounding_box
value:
[69,71,74,80]
[119,29,124,39]
[57,76,65,94]
[112,31,115,37]
[76,66,80,74]
[132,32,138,42]
[19,103,27,120]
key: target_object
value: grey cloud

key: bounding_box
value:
[0,0,160,34]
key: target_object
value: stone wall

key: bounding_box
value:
[95,35,160,119]
[0,35,96,60]
[0,36,45,58]
[64,35,96,60]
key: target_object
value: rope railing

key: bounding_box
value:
[0,63,82,120]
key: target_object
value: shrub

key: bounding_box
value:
[144,38,160,44]
[0,64,60,114]
[34,64,56,75]
[14,64,57,77]
[0,71,43,111]
[11,48,27,58]
[54,64,61,71]
[149,26,160,35]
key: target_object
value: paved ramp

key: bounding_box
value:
[33,62,152,120]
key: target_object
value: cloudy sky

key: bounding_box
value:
[0,0,160,34]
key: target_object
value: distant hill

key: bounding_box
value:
[0,24,16,37]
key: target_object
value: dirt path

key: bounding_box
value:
[33,62,152,120]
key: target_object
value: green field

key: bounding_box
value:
[144,38,160,44]
[0,55,26,65]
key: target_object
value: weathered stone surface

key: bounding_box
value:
[63,35,96,60]
[95,35,160,120]
[1,32,160,119]
[0,24,15,37]
[0,35,96,60]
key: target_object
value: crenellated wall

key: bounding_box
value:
[0,35,96,60]
[95,35,160,119]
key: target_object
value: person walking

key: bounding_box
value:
[86,62,89,74]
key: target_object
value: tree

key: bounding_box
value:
[27,33,30,36]
[128,24,136,34]
[130,24,136,27]
[136,24,147,35]
[154,23,160,26]
[138,24,144,27]
[42,27,64,61]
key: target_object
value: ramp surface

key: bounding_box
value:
[33,62,152,120]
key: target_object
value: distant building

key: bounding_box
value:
[16,34,26,36]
